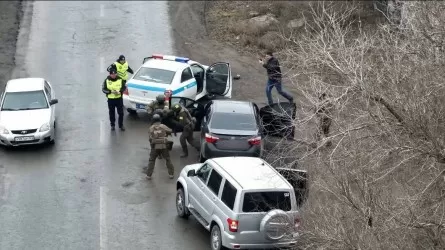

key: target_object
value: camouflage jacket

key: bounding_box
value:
[146,101,169,115]
[148,122,172,149]
[172,106,195,129]
[316,98,334,118]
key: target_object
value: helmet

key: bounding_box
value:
[152,114,161,123]
[156,95,165,103]
[153,109,164,117]
[172,104,182,113]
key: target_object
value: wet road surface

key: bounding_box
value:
[0,1,209,249]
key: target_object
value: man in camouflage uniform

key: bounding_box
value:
[316,93,334,147]
[170,103,199,158]
[146,114,175,179]
[146,94,170,120]
[146,94,171,159]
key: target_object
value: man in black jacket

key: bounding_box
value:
[260,50,294,105]
[102,68,126,131]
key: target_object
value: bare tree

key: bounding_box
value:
[265,1,445,249]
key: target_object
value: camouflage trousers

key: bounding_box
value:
[147,148,174,176]
[180,125,199,154]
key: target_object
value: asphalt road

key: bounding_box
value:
[0,1,209,249]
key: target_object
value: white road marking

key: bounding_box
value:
[100,4,105,17]
[100,57,105,73]
[99,120,106,145]
[0,174,11,201]
[100,186,108,250]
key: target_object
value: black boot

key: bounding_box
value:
[180,147,188,158]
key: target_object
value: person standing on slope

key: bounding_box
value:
[259,50,294,105]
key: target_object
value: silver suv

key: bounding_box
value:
[175,156,308,250]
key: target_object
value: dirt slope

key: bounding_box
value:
[168,1,303,164]
[168,1,294,105]
[0,1,23,89]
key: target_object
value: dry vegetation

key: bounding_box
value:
[209,1,445,249]
[206,1,383,53]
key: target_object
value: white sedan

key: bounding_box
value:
[0,78,58,147]
[123,54,235,114]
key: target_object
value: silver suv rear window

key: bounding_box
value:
[242,191,292,212]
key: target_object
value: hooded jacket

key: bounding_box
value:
[262,56,282,82]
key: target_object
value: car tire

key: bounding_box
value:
[127,108,137,115]
[176,188,190,219]
[210,224,224,250]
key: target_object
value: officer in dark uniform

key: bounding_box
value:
[147,114,175,179]
[107,55,134,85]
[102,68,126,131]
[170,104,199,158]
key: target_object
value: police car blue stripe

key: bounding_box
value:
[171,81,197,95]
[126,81,197,95]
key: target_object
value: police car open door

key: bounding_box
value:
[259,102,297,139]
[205,62,232,98]
[276,168,309,208]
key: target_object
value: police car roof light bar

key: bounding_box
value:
[152,54,164,59]
[151,54,189,63]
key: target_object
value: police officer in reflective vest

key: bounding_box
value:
[170,104,199,158]
[107,55,134,85]
[147,114,175,179]
[102,68,126,131]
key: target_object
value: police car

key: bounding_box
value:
[123,54,235,114]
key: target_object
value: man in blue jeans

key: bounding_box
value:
[260,50,294,105]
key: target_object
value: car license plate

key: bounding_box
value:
[14,136,35,141]
[136,103,146,109]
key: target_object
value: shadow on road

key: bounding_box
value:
[0,143,56,154]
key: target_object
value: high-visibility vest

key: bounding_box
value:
[114,61,129,80]
[106,78,123,99]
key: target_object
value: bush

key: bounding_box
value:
[278,1,445,249]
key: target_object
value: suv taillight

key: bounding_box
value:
[248,136,261,145]
[123,88,129,95]
[227,218,239,232]
[205,133,219,143]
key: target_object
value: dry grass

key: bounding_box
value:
[209,1,445,249]
[206,1,383,52]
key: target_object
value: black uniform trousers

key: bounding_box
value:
[108,98,124,128]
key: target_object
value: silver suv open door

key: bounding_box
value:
[276,168,309,207]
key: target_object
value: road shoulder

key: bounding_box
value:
[0,1,24,89]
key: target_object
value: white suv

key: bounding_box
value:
[175,157,308,250]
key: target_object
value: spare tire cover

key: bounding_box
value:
[260,209,292,241]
